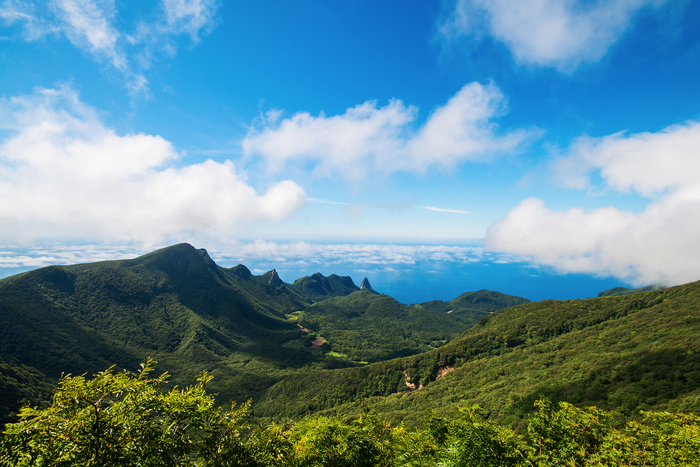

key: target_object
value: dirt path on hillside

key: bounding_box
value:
[310,337,325,349]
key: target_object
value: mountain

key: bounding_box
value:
[8,242,693,435]
[295,289,527,364]
[597,284,666,297]
[0,243,361,424]
[287,272,360,301]
[254,282,700,429]
[0,243,517,425]
[417,289,530,316]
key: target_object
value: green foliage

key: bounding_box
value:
[296,289,519,363]
[528,399,611,466]
[286,412,393,467]
[527,399,700,466]
[2,362,699,466]
[423,405,530,467]
[597,284,665,297]
[0,359,250,466]
[0,358,55,426]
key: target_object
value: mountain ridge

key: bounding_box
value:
[0,243,525,425]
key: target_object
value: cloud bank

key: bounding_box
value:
[243,82,537,178]
[486,121,700,286]
[0,87,306,245]
[0,241,528,275]
[216,241,489,266]
[442,0,664,71]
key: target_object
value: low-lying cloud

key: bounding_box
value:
[0,86,306,245]
[0,241,514,273]
[486,121,700,286]
[243,82,537,178]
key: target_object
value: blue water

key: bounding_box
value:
[0,244,631,304]
[234,259,630,304]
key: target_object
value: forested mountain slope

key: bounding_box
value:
[0,243,521,426]
[255,281,700,429]
[0,244,361,424]
[296,289,528,363]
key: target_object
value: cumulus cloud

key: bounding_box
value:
[441,0,665,71]
[243,82,537,178]
[0,86,306,245]
[554,122,700,195]
[486,121,700,286]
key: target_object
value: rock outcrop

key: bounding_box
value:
[268,269,283,288]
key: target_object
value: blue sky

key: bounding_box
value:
[1,0,700,301]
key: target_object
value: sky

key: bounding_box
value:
[1,0,700,303]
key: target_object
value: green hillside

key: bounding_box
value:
[597,284,666,297]
[296,289,526,363]
[0,243,510,426]
[418,289,530,315]
[0,358,55,426]
[0,244,361,424]
[255,282,700,429]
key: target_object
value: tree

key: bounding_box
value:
[423,405,530,467]
[0,359,251,466]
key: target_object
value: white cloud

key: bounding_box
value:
[209,241,492,266]
[423,206,471,214]
[0,244,146,268]
[0,0,58,40]
[0,86,306,245]
[51,0,126,70]
[2,0,219,95]
[0,240,530,281]
[486,120,700,286]
[442,0,665,71]
[554,122,700,195]
[243,82,537,178]
[161,0,218,42]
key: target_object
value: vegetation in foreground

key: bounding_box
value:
[2,361,699,466]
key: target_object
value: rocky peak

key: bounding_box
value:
[268,269,283,288]
[360,277,372,290]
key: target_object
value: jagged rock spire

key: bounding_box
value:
[360,277,372,290]
[268,269,283,288]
